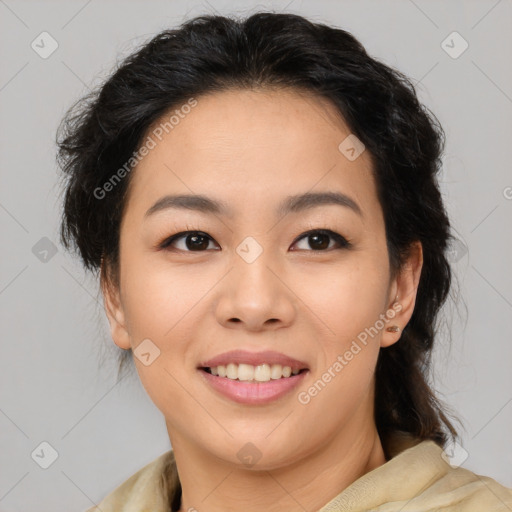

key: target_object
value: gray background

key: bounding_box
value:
[1,0,511,510]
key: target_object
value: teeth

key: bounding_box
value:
[254,364,270,381]
[227,363,238,380]
[206,363,302,382]
[271,364,283,379]
[236,363,253,381]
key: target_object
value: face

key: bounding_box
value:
[103,87,421,470]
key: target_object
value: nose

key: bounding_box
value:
[214,246,296,332]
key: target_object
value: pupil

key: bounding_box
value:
[186,234,209,251]
[310,233,329,250]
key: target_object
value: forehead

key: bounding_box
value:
[124,87,380,222]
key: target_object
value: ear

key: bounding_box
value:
[100,260,131,351]
[381,241,423,348]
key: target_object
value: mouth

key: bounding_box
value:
[197,350,310,405]
[199,364,308,382]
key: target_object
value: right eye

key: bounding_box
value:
[158,231,220,252]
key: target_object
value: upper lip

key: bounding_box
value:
[199,350,309,371]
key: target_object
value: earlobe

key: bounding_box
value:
[381,297,402,348]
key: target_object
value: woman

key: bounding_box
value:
[56,11,512,512]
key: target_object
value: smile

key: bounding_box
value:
[198,367,309,405]
[203,363,305,382]
[197,349,310,405]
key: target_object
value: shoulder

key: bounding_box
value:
[320,434,512,512]
[84,450,174,512]
[393,438,512,511]
[424,459,512,510]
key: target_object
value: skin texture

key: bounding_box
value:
[102,88,423,512]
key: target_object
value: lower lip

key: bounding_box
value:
[198,369,309,405]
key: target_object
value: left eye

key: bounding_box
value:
[291,229,350,251]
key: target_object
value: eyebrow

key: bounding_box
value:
[144,191,363,219]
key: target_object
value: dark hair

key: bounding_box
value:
[57,12,463,508]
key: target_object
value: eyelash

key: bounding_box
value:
[157,229,352,252]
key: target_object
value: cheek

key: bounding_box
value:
[292,256,389,346]
[293,262,387,429]
[133,359,200,435]
[120,251,211,341]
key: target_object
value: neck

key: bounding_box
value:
[170,421,387,512]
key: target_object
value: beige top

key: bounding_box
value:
[86,434,512,511]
